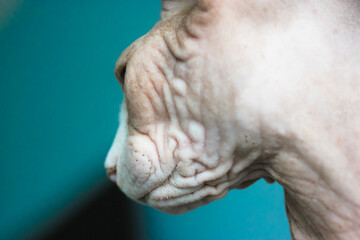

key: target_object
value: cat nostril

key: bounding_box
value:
[115,64,126,87]
[106,166,117,183]
[120,66,126,82]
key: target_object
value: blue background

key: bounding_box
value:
[0,1,290,239]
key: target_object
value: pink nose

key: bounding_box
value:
[106,166,117,183]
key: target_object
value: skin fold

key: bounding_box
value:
[105,0,360,239]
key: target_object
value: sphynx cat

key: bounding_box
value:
[105,1,360,239]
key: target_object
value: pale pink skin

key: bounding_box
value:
[105,1,360,239]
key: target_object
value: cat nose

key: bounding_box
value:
[106,166,117,183]
[105,148,119,183]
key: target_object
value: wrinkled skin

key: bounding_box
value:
[105,0,360,239]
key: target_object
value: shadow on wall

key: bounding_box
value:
[38,182,138,240]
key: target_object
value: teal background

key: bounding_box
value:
[0,1,290,239]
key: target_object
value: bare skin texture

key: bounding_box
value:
[105,0,360,239]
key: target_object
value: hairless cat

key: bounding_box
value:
[105,1,360,239]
